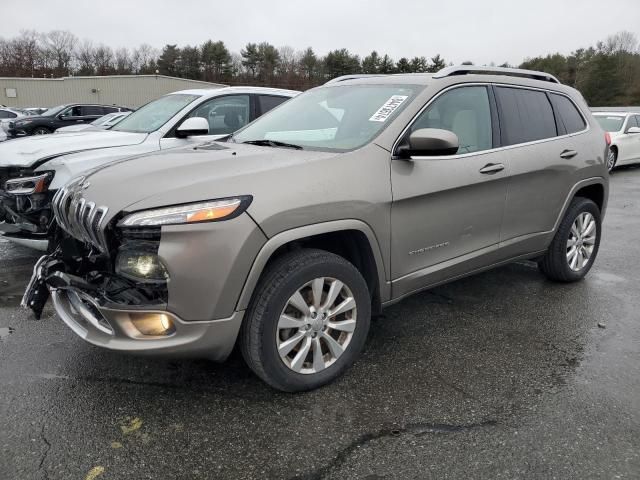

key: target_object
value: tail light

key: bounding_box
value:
[605,132,612,146]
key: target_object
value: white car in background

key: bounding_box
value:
[0,107,33,139]
[0,86,299,250]
[55,111,132,133]
[593,111,640,171]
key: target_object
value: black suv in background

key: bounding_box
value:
[8,104,132,137]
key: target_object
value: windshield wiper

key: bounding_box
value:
[242,139,303,150]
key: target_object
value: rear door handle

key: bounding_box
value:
[560,149,578,159]
[479,163,505,174]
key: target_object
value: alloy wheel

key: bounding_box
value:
[606,150,616,171]
[566,212,597,271]
[276,277,357,374]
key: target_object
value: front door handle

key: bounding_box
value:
[560,149,578,159]
[479,163,505,174]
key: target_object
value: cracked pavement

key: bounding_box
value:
[1,167,639,479]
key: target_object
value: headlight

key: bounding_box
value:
[116,242,169,283]
[5,172,53,195]
[117,196,252,227]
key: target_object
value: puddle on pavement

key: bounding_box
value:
[0,327,15,340]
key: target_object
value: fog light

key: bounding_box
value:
[130,313,175,336]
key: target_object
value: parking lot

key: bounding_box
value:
[0,167,638,479]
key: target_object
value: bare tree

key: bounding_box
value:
[44,30,76,76]
[93,44,114,75]
[75,40,96,75]
[114,47,132,74]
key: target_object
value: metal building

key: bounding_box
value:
[0,75,226,109]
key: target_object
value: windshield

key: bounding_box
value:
[595,115,625,132]
[42,105,67,117]
[112,94,200,133]
[91,113,117,126]
[233,84,421,151]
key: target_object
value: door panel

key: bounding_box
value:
[498,88,585,252]
[391,153,508,281]
[390,85,507,292]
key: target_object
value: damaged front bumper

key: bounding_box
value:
[23,255,244,361]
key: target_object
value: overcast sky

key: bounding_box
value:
[5,0,640,65]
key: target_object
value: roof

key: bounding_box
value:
[167,86,300,97]
[326,66,563,88]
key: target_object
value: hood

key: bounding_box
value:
[0,130,148,168]
[81,142,337,222]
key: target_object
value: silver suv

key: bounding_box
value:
[24,66,609,392]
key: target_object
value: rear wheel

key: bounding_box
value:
[32,127,51,135]
[240,249,371,392]
[606,148,617,172]
[538,197,601,282]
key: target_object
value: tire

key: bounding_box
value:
[240,248,371,392]
[606,147,617,172]
[32,127,51,135]
[538,197,601,282]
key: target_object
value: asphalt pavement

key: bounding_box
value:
[1,167,639,480]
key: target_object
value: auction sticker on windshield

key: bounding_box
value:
[369,95,409,122]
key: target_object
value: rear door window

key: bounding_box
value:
[495,87,557,146]
[258,95,289,115]
[82,106,104,116]
[549,94,586,134]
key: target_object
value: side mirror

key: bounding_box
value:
[396,128,459,158]
[176,117,209,138]
[627,127,640,134]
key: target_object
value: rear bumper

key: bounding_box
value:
[51,288,244,361]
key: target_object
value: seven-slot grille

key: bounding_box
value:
[52,180,109,252]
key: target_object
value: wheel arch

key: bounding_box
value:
[236,220,389,314]
[552,177,608,234]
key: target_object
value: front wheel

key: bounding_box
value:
[240,249,371,392]
[32,127,51,135]
[538,197,601,282]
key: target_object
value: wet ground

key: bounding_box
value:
[1,168,639,480]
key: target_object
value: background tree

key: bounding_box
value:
[362,51,381,73]
[201,40,231,82]
[299,47,318,82]
[241,43,260,79]
[157,44,180,76]
[177,45,200,79]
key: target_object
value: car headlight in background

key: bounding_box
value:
[5,172,53,195]
[117,196,252,227]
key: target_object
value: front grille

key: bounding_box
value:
[52,178,109,252]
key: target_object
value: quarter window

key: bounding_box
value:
[550,94,586,134]
[410,86,493,154]
[495,87,557,146]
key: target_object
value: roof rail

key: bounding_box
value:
[433,65,560,84]
[324,74,387,84]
